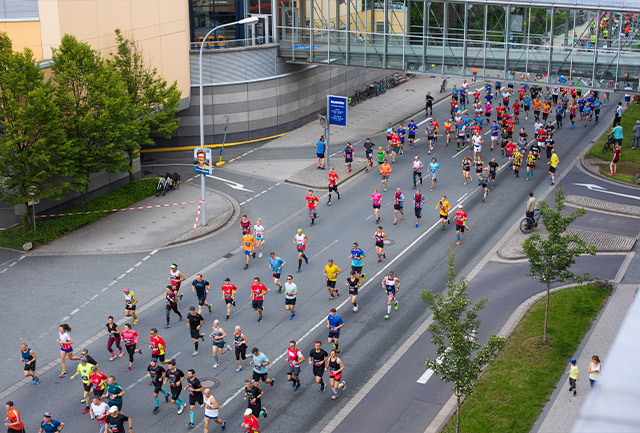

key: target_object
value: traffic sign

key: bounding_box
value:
[328,95,348,126]
[26,184,39,198]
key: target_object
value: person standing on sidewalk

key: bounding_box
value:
[316,136,326,169]
[632,120,640,150]
[609,144,621,175]
[587,355,601,388]
[566,358,579,396]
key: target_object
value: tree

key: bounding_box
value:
[0,33,73,225]
[421,252,504,433]
[108,29,181,180]
[522,188,596,343]
[50,34,137,202]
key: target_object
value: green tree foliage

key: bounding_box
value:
[0,33,73,224]
[421,252,504,433]
[522,188,596,343]
[108,28,181,180]
[50,34,137,202]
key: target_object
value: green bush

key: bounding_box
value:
[0,178,157,250]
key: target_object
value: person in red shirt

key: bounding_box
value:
[505,139,516,166]
[5,401,24,433]
[431,118,440,142]
[89,365,107,398]
[250,278,268,323]
[454,204,469,246]
[473,89,480,103]
[512,101,520,123]
[221,277,237,320]
[149,328,168,364]
[504,117,515,136]
[242,408,260,433]
[327,168,340,205]
[305,190,319,226]
[496,103,505,125]
[450,98,459,116]
[286,340,305,391]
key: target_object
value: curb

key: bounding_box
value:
[284,160,369,190]
[580,156,640,189]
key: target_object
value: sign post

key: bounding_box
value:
[26,184,39,230]
[326,95,348,171]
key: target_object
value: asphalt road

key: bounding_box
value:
[0,90,633,433]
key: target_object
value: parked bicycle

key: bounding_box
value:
[520,208,541,234]
[602,135,614,153]
[155,172,181,197]
[633,167,640,185]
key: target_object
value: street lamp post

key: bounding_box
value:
[198,16,258,226]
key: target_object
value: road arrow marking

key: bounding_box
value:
[206,175,254,192]
[573,183,640,201]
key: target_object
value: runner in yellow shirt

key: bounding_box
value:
[323,259,342,300]
[549,149,559,185]
[70,357,95,413]
[242,233,256,270]
[435,195,451,230]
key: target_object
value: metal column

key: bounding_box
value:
[422,1,428,71]
[462,3,468,75]
[503,6,511,80]
[525,7,531,77]
[547,8,555,83]
[383,0,388,68]
[346,0,351,65]
[482,4,488,76]
[310,0,314,62]
[592,11,601,86]
[442,1,448,74]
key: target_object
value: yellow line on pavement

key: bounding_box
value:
[140,132,288,153]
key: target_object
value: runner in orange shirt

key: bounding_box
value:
[242,232,256,270]
[5,401,24,433]
[532,98,542,121]
[379,161,392,192]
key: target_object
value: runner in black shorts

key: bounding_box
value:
[363,138,374,172]
[243,379,266,418]
[147,358,169,414]
[233,326,250,372]
[164,359,187,414]
[308,341,329,392]
[191,274,212,315]
[345,271,362,312]
[185,369,203,428]
[187,307,205,357]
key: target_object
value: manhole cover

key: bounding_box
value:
[384,239,395,245]
[199,377,220,389]
[406,89,416,92]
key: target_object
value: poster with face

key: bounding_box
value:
[194,148,212,175]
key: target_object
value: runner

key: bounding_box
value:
[39,412,63,433]
[407,120,417,149]
[472,130,484,160]
[221,278,237,320]
[165,285,183,328]
[569,102,577,128]
[363,138,374,172]
[512,99,520,124]
[425,120,436,154]
[305,190,319,225]
[323,259,342,300]
[376,146,387,167]
[70,357,94,414]
[268,252,285,294]
[147,358,169,414]
[250,277,268,323]
[149,328,169,365]
[233,326,250,372]
[455,204,469,246]
[345,271,362,312]
[57,324,80,377]
[89,397,109,431]
[393,187,405,225]
[474,157,484,186]
[382,271,401,319]
[4,402,24,433]
[456,117,466,151]
[240,215,252,236]
[241,230,256,270]
[187,307,205,357]
[384,122,394,150]
[210,320,231,368]
[412,156,423,188]
[192,274,213,315]
[379,159,392,192]
[202,388,225,432]
[169,264,186,300]
[425,91,434,115]
[184,369,204,428]
[444,118,452,146]
[164,359,187,414]
[19,343,39,385]
[545,134,556,165]
[123,288,138,326]
[105,376,125,410]
[88,365,107,400]
[397,124,406,154]
[526,149,537,181]
[326,350,346,400]
[413,189,425,228]
[373,225,387,263]
[542,101,551,123]
[326,308,344,354]
[349,242,366,281]
[286,340,305,391]
[316,136,326,169]
[249,347,275,388]
[121,323,142,371]
[105,316,124,362]
[488,157,499,186]
[371,188,382,223]
[549,149,559,185]
[243,381,267,421]
[425,157,439,193]
[436,195,451,230]
[462,156,472,185]
[294,229,309,271]
[284,275,297,319]
[253,219,266,258]
[309,341,329,392]
[512,148,523,178]
[343,142,354,173]
[533,97,542,121]
[105,407,132,433]
[242,408,261,433]
[327,167,340,205]
[593,97,602,124]
[480,167,490,203]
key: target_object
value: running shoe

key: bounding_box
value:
[295,383,301,391]
[258,252,263,258]
[164,323,171,328]
[118,351,124,358]
[192,351,198,357]
[59,372,66,378]
[270,379,276,388]
[178,403,186,414]
[165,393,170,403]
[262,407,269,418]
[221,421,226,431]
[304,257,309,265]
[384,314,390,319]
[208,304,212,313]
[394,301,399,310]
[339,381,346,390]
[383,252,386,259]
[290,314,296,320]
[320,381,326,392]
[297,267,301,272]
[236,366,243,372]
[353,306,358,312]
[332,393,339,400]
[132,320,138,325]
[226,315,230,321]
[82,408,90,414]
[34,379,39,385]
[292,380,296,388]
[327,201,331,206]
[187,422,195,428]
[456,241,461,246]
[257,316,263,323]
[81,399,86,403]
[179,293,184,300]
[153,406,159,414]
[178,316,183,322]
[212,363,219,368]
[244,264,248,270]
[336,290,340,297]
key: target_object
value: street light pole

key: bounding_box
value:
[198,16,258,226]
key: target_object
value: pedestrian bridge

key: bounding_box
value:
[276,0,640,91]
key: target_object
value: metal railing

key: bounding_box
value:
[190,36,273,51]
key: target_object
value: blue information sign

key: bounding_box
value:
[328,95,348,126]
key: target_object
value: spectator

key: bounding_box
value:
[587,355,601,388]
[609,144,621,175]
[39,412,64,433]
[608,123,624,147]
[632,120,640,150]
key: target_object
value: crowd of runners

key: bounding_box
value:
[9,77,614,433]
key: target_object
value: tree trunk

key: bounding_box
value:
[456,394,461,433]
[128,151,135,182]
[543,281,550,343]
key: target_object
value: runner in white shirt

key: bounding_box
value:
[253,219,266,258]
[202,388,225,432]
[412,156,424,189]
[533,120,543,132]
[89,397,110,433]
[472,131,484,160]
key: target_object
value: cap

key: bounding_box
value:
[123,288,130,292]
[189,306,196,311]
[244,408,253,416]
[150,357,158,364]
[108,406,119,413]
[414,156,419,159]
[458,204,463,208]
[297,228,303,233]
[224,277,230,282]
[569,358,577,365]
[170,264,177,269]
[43,413,51,418]
[80,357,88,362]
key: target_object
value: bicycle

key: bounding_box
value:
[520,208,541,234]
[603,135,614,153]
[155,172,181,197]
[349,88,368,106]
[633,167,640,185]
[440,77,448,93]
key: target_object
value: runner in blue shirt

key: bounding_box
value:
[327,308,344,353]
[523,95,532,120]
[452,85,459,101]
[495,80,501,96]
[268,253,286,293]
[577,97,586,119]
[459,88,467,109]
[593,98,602,123]
[397,124,406,154]
[555,104,564,128]
[349,242,366,280]
[407,120,418,148]
[490,121,500,150]
[463,114,472,139]
[583,104,592,126]
[485,92,493,104]
[428,157,440,192]
[474,115,483,129]
[485,81,492,94]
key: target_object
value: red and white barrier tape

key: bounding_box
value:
[36,200,206,218]
[193,201,203,230]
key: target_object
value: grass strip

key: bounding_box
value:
[0,178,157,250]
[442,283,610,433]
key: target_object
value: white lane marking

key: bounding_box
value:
[457,193,469,202]
[150,249,158,255]
[101,287,109,293]
[240,201,246,206]
[142,255,151,261]
[134,261,143,267]
[417,369,435,384]
[62,316,69,322]
[366,214,373,220]
[415,138,421,142]
[116,273,126,280]
[245,197,253,202]
[126,267,134,273]
[311,239,339,260]
[81,301,90,307]
[70,308,79,315]
[90,294,99,300]
[9,262,17,267]
[108,281,117,287]
[0,269,6,274]
[17,256,25,261]
[261,189,268,194]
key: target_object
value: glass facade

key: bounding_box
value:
[276,0,640,91]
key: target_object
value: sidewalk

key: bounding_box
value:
[531,283,638,433]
